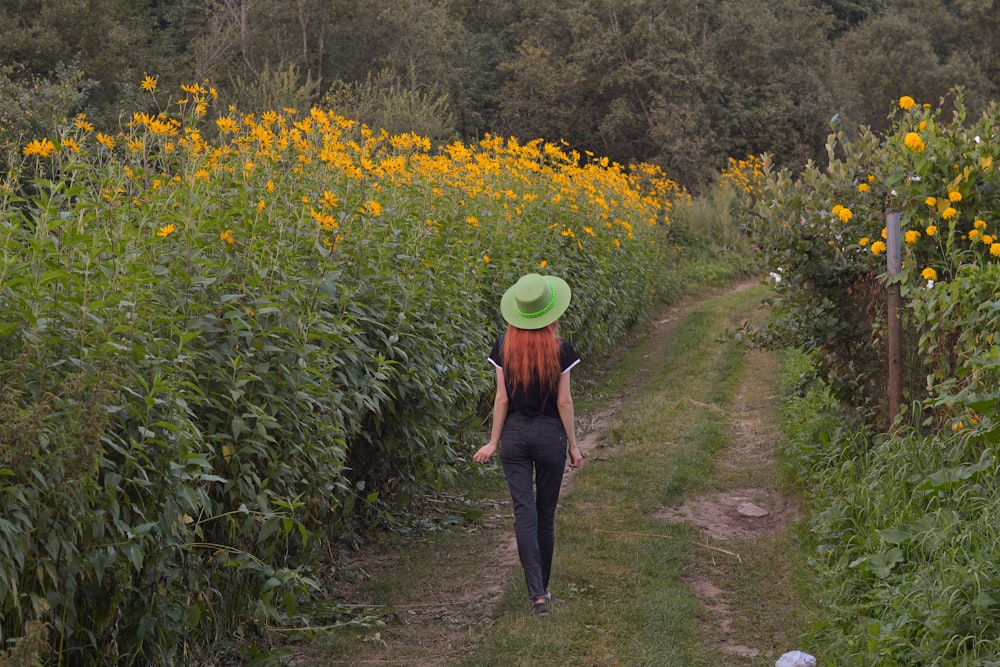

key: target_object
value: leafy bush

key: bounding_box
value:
[0,62,94,171]
[758,92,1000,664]
[0,78,707,663]
[744,91,1000,421]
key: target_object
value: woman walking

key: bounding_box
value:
[473,273,583,616]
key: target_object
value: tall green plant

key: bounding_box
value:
[0,77,702,663]
[744,91,1000,420]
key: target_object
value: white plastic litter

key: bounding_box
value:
[775,651,816,667]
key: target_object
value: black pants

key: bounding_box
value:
[500,413,567,601]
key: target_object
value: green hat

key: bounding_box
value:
[500,273,572,329]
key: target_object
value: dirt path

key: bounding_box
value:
[301,281,794,665]
[658,345,789,659]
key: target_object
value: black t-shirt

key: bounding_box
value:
[488,335,580,418]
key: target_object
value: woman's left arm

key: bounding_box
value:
[473,367,508,464]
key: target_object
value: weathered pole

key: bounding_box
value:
[885,210,903,423]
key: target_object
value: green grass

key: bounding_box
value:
[451,284,811,666]
[299,282,826,667]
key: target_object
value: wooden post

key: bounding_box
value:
[885,211,903,423]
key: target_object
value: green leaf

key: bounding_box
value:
[878,527,914,545]
[867,548,904,578]
[258,517,281,544]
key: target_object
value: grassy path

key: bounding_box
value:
[301,282,815,666]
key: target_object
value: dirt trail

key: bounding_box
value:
[306,281,790,666]
[658,346,790,659]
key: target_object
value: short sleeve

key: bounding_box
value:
[559,340,580,374]
[488,335,504,369]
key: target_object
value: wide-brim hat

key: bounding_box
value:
[500,273,572,329]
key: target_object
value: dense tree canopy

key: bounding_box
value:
[1,0,998,189]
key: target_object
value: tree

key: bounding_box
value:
[0,0,151,118]
[496,41,587,141]
[829,13,989,132]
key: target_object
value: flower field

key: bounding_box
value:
[745,92,1000,664]
[0,80,706,663]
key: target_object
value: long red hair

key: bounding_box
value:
[502,323,561,395]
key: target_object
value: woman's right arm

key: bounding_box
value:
[473,368,508,464]
[557,372,582,467]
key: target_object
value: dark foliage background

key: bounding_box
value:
[2,0,998,190]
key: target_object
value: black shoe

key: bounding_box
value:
[531,599,550,615]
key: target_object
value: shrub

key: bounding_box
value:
[0,78,699,663]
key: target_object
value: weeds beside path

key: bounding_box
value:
[299,280,816,666]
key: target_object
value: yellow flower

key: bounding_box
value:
[266,180,276,193]
[321,191,339,209]
[74,114,94,132]
[921,267,937,281]
[256,200,265,213]
[539,260,548,268]
[857,183,869,193]
[941,207,957,220]
[991,243,1000,257]
[220,229,235,244]
[22,138,56,157]
[904,132,925,152]
[156,223,176,238]
[364,200,382,216]
[216,117,239,134]
[983,235,995,245]
[925,197,936,207]
[925,225,937,237]
[948,191,962,202]
[899,96,915,110]
[859,237,870,246]
[871,240,887,255]
[483,254,490,263]
[974,219,988,230]
[140,75,157,91]
[835,206,853,223]
[310,208,338,230]
[61,138,80,153]
[881,227,887,239]
[904,230,921,244]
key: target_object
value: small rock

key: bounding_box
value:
[776,650,816,667]
[736,502,770,518]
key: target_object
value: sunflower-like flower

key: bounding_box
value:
[904,132,925,152]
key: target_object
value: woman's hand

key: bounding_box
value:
[473,441,498,464]
[568,443,583,468]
